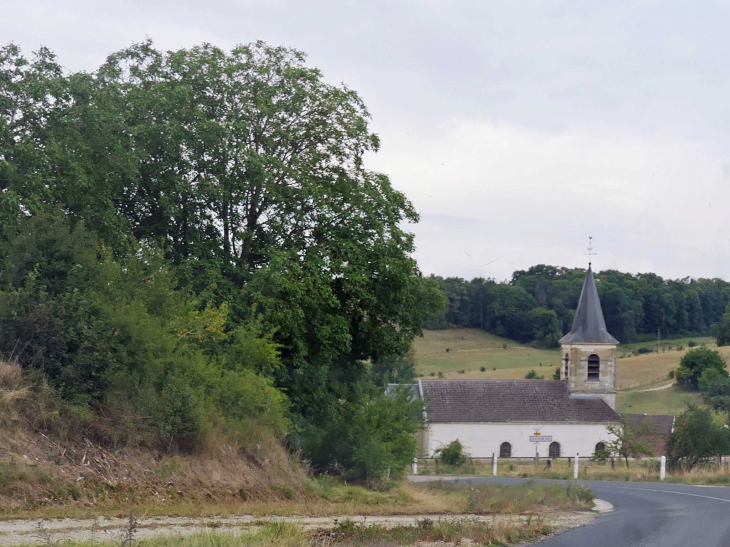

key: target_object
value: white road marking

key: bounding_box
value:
[602,485,730,504]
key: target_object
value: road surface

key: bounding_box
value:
[460,477,730,546]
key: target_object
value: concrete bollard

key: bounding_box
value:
[493,454,498,476]
[574,453,579,479]
[412,458,418,475]
[660,456,666,480]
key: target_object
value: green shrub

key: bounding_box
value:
[434,440,469,467]
[301,383,423,486]
[688,340,697,347]
[676,347,727,390]
[636,347,652,354]
[525,370,544,379]
[479,367,486,372]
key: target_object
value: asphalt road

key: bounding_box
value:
[460,477,730,546]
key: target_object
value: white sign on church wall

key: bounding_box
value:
[529,435,553,442]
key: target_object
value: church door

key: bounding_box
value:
[548,441,560,458]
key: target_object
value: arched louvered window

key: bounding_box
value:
[587,354,600,381]
[499,442,512,458]
[563,354,569,379]
[595,442,606,453]
[549,442,560,458]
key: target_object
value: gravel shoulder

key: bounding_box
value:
[0,512,596,545]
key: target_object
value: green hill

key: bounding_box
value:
[413,329,725,415]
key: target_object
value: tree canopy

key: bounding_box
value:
[666,405,730,470]
[425,265,730,347]
[675,347,727,391]
[0,41,443,479]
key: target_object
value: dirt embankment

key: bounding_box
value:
[0,426,308,514]
[0,360,308,515]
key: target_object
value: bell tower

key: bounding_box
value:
[559,261,619,409]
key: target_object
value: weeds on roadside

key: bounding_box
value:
[32,520,59,547]
[119,514,138,547]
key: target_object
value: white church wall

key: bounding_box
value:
[426,422,616,459]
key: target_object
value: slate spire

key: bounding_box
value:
[558,266,619,344]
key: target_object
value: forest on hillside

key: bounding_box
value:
[0,41,443,483]
[425,266,730,346]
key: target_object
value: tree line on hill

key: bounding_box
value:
[425,265,730,346]
[0,41,443,484]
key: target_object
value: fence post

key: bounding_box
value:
[660,456,666,480]
[412,457,418,475]
[574,454,579,479]
[493,453,498,476]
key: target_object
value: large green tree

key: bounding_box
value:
[675,347,727,391]
[666,405,730,470]
[1,42,444,470]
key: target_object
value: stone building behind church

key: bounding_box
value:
[391,266,621,459]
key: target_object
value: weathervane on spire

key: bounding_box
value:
[585,236,597,267]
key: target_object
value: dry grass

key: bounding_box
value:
[419,457,730,485]
[414,329,726,386]
[417,480,593,513]
[0,482,465,521]
[327,516,554,546]
[42,517,556,547]
[0,477,594,522]
[0,361,312,518]
[414,329,560,379]
[0,362,29,406]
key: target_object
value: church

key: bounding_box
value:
[393,266,621,459]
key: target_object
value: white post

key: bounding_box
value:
[412,457,418,475]
[493,453,498,476]
[574,453,579,479]
[660,456,666,480]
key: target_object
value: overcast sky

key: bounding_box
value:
[5,1,730,281]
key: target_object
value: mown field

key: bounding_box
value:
[616,386,704,415]
[413,329,727,415]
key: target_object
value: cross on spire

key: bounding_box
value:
[585,236,597,267]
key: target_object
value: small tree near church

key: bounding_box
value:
[601,415,653,468]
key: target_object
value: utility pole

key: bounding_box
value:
[657,328,661,354]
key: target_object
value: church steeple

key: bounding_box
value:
[560,260,619,410]
[559,266,618,345]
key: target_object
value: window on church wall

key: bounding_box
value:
[595,442,606,453]
[500,442,511,458]
[587,354,600,381]
[549,441,560,458]
[563,354,569,378]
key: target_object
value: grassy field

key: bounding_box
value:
[413,329,728,415]
[414,329,560,380]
